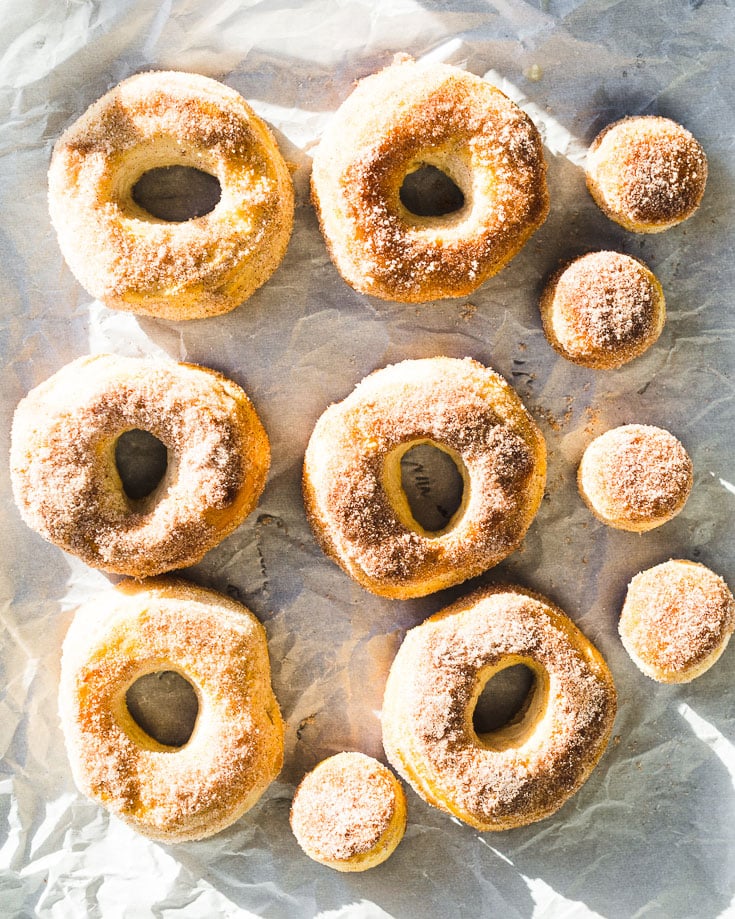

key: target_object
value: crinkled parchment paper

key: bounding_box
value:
[1,1,734,916]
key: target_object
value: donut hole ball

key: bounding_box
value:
[619,560,735,683]
[585,116,707,233]
[125,670,199,749]
[381,585,617,831]
[578,424,693,532]
[290,752,407,872]
[539,251,665,369]
[131,165,222,223]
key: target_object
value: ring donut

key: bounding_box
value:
[10,354,270,577]
[311,57,549,302]
[303,357,546,599]
[381,585,617,831]
[59,578,284,842]
[48,71,294,319]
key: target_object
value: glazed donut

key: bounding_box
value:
[586,116,707,234]
[290,752,407,871]
[10,353,270,577]
[303,357,546,599]
[311,57,549,302]
[382,585,616,831]
[619,560,735,683]
[48,70,294,319]
[540,251,666,369]
[578,424,692,532]
[59,578,284,842]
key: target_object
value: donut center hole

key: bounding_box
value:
[400,443,464,532]
[399,165,465,217]
[132,166,222,221]
[126,671,199,748]
[473,664,536,735]
[115,429,168,501]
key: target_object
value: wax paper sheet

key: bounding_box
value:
[1,1,734,917]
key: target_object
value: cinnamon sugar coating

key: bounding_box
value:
[381,585,617,831]
[58,578,284,842]
[10,354,270,576]
[311,58,549,302]
[620,561,735,683]
[578,424,692,532]
[48,71,294,319]
[303,357,546,599]
[540,251,665,369]
[586,116,707,233]
[290,752,407,871]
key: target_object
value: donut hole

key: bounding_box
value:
[472,662,547,750]
[115,429,169,502]
[125,671,199,749]
[398,442,465,533]
[399,164,465,218]
[131,166,222,222]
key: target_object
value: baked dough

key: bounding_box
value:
[578,424,692,532]
[10,354,270,576]
[303,357,546,598]
[48,70,294,319]
[290,752,407,871]
[540,251,665,369]
[311,57,549,302]
[59,578,284,842]
[619,560,735,683]
[586,116,707,233]
[381,584,617,830]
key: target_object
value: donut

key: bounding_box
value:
[381,585,617,831]
[619,560,735,683]
[578,424,692,532]
[585,116,707,233]
[10,353,270,576]
[303,357,546,599]
[48,70,294,319]
[290,752,407,871]
[59,578,284,842]
[311,57,549,302]
[539,251,666,369]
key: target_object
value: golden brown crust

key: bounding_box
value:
[381,584,617,831]
[290,752,407,871]
[619,560,735,683]
[539,251,665,369]
[303,357,546,599]
[48,70,294,319]
[578,424,692,532]
[585,116,707,233]
[10,354,270,576]
[311,58,549,302]
[58,578,284,842]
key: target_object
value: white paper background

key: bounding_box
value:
[1,1,734,917]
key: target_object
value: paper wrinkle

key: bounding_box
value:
[2,1,734,917]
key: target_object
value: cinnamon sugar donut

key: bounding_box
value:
[540,251,665,369]
[381,585,617,831]
[578,424,692,532]
[311,58,549,302]
[586,116,707,233]
[59,578,284,842]
[619,560,735,683]
[290,752,407,871]
[303,357,546,599]
[48,71,294,319]
[10,354,270,576]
